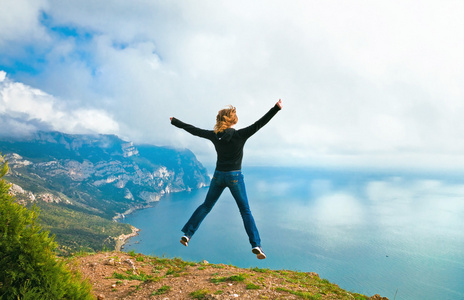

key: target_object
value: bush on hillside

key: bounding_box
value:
[0,154,93,299]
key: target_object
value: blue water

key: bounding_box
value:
[121,167,464,300]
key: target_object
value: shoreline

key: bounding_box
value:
[115,225,140,251]
[112,196,162,222]
[112,186,210,222]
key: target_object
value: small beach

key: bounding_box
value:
[115,225,140,251]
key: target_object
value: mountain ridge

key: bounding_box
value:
[0,131,210,254]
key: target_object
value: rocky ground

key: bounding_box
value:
[68,251,388,300]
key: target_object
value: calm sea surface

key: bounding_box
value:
[121,167,464,300]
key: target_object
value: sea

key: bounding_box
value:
[121,167,464,300]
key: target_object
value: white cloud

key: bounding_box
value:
[0,0,49,45]
[0,74,119,136]
[0,0,51,70]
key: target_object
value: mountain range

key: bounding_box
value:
[0,131,210,254]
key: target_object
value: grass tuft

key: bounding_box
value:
[276,287,322,299]
[152,285,171,296]
[211,273,247,284]
[189,289,209,299]
[246,282,261,290]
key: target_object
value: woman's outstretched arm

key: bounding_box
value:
[170,117,215,140]
[238,99,283,139]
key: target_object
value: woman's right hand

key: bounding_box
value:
[276,99,283,109]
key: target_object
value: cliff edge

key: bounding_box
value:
[69,251,388,300]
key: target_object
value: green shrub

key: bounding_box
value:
[0,155,93,299]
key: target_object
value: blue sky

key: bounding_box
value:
[1,0,464,170]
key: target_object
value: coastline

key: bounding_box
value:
[112,196,162,222]
[115,225,140,251]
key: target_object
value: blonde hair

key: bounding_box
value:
[214,105,238,133]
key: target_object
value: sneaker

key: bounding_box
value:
[252,247,266,259]
[180,235,190,247]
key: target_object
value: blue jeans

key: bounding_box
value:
[182,170,261,248]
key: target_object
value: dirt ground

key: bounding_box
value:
[69,251,388,300]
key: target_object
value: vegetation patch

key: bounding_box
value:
[152,285,171,296]
[246,282,261,290]
[189,289,210,299]
[211,273,247,284]
[33,201,132,256]
[250,266,271,273]
[111,271,157,282]
[0,156,94,299]
[276,287,322,299]
[211,264,225,269]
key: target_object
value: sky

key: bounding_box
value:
[1,0,464,170]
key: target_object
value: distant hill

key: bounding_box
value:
[0,131,210,254]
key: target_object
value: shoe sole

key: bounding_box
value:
[252,248,266,259]
[180,237,189,247]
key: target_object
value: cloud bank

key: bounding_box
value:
[1,0,464,169]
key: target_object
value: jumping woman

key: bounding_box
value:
[170,99,283,259]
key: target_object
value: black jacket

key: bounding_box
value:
[171,104,281,171]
